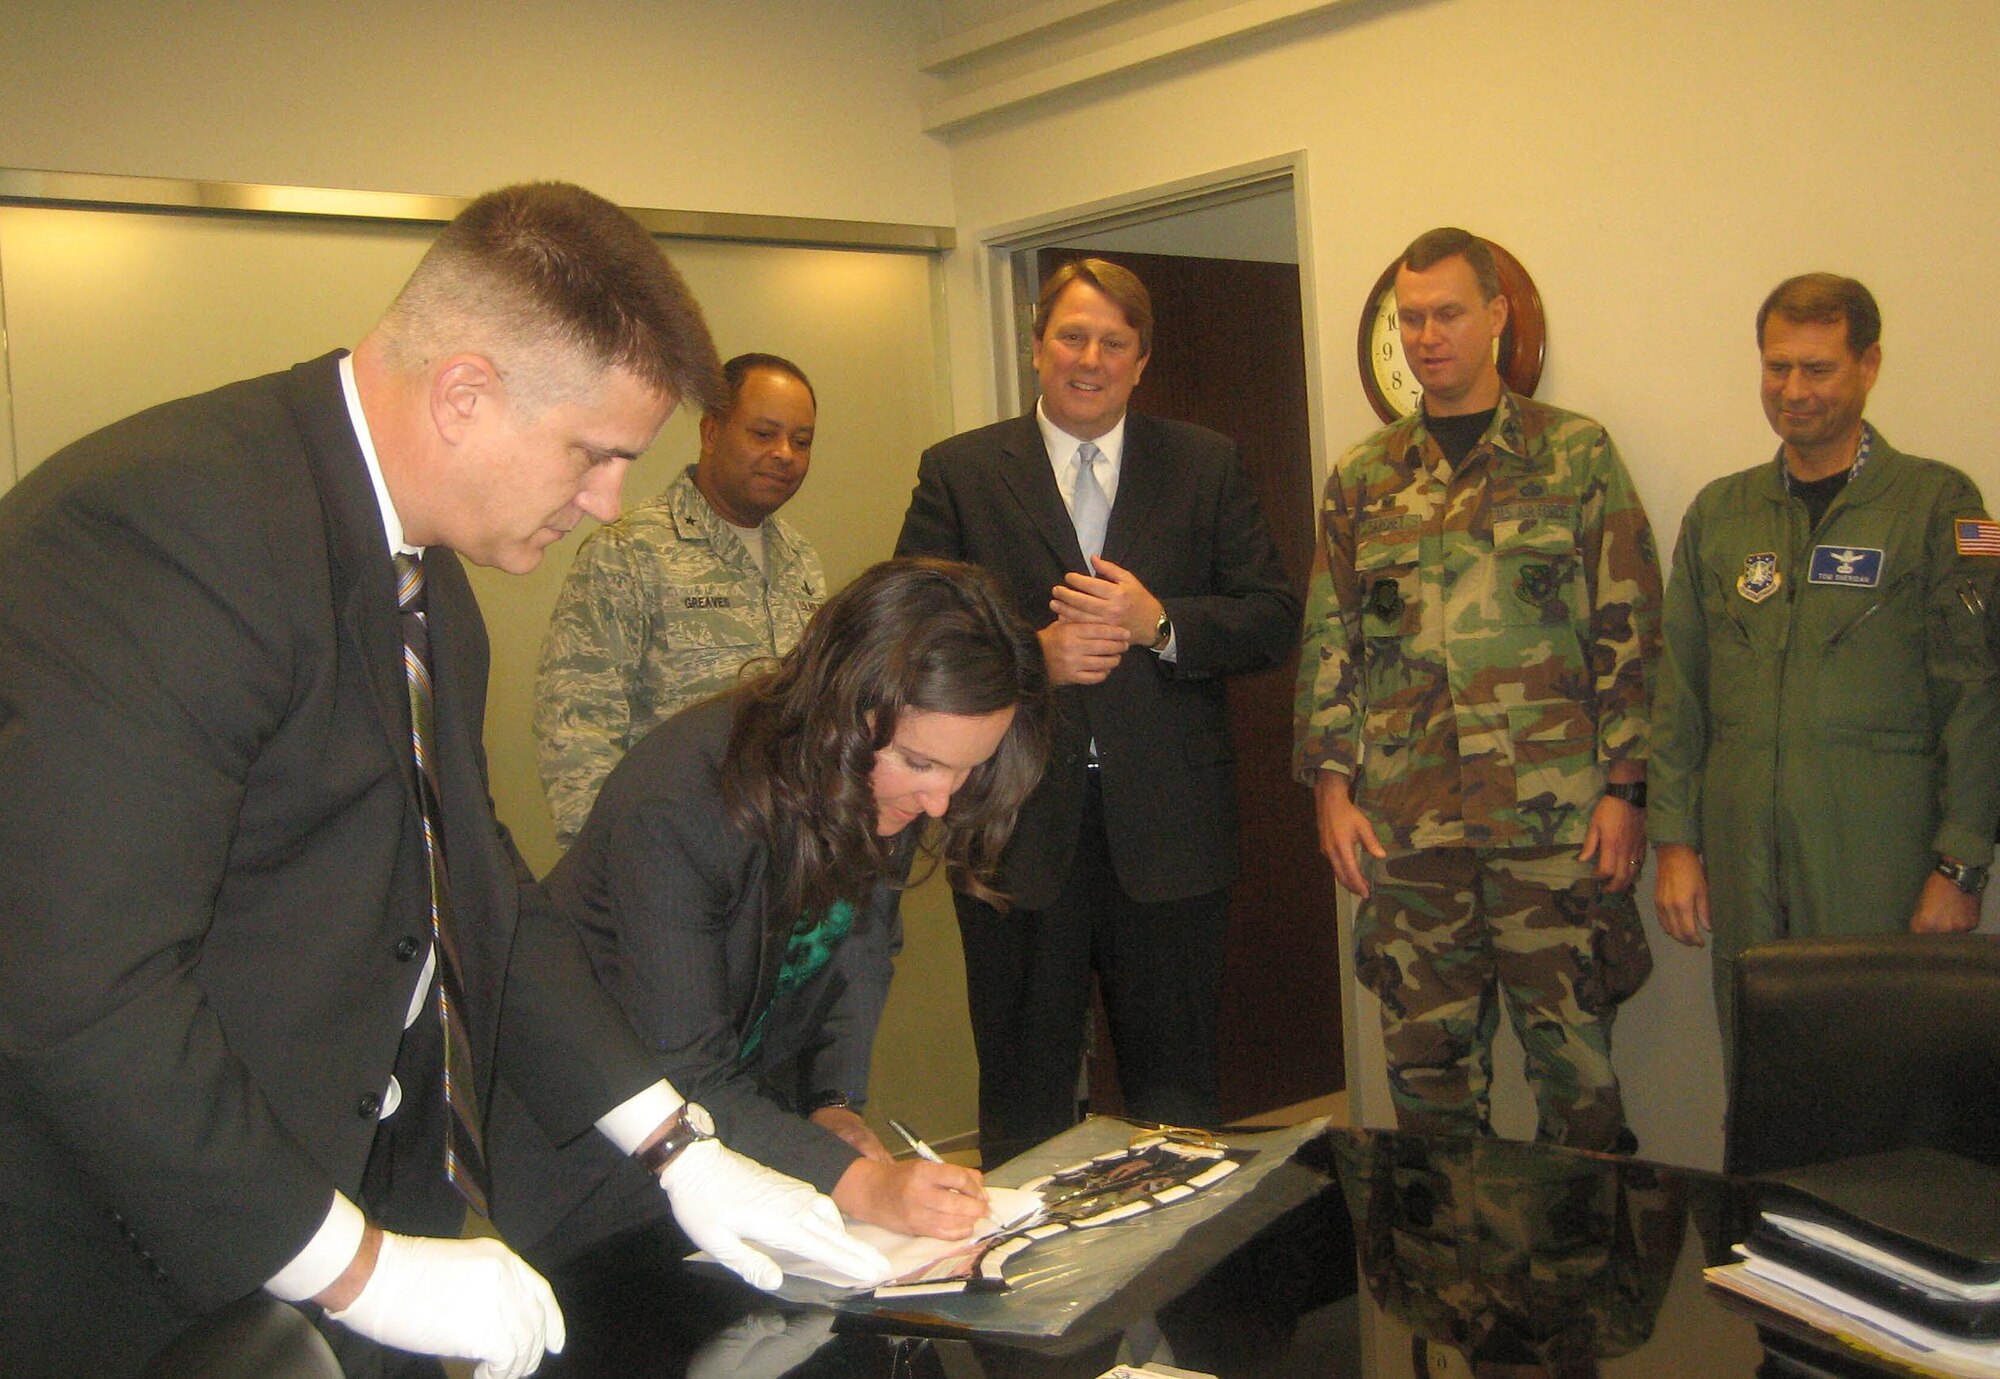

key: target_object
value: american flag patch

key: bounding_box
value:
[1958,518,2000,556]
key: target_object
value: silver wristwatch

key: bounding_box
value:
[637,1101,716,1176]
[1935,857,1991,895]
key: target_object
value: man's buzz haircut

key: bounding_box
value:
[384,181,724,415]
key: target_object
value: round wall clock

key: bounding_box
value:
[1356,239,1547,423]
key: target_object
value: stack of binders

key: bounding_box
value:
[1706,1147,2000,1376]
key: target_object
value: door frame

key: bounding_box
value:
[979,154,1328,473]
[971,152,1369,1126]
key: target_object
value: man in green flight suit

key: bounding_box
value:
[1295,228,1662,1151]
[1649,274,2000,1045]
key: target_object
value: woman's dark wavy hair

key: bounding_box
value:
[720,557,1051,929]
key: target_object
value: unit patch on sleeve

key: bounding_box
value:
[1807,545,1884,587]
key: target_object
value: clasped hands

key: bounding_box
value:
[1039,557,1165,687]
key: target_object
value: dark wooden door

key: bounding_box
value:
[1037,246,1342,1121]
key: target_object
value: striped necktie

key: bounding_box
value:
[394,553,488,1216]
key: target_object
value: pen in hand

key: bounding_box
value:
[888,1117,945,1164]
[888,1117,992,1217]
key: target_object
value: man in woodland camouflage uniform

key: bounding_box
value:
[1294,229,1661,1150]
[537,353,825,846]
[1332,1133,1687,1376]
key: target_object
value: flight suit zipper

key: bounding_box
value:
[1768,498,1811,938]
[1825,571,1913,647]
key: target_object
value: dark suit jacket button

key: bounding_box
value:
[356,1092,382,1118]
[394,936,420,961]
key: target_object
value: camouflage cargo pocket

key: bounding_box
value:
[1493,509,1581,626]
[1355,530,1422,639]
[1588,888,1652,1008]
[1505,702,1599,820]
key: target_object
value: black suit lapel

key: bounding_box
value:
[1101,413,1168,569]
[421,548,516,1076]
[744,848,788,1046]
[994,416,1092,576]
[283,354,414,802]
[422,548,493,828]
[285,354,510,1082]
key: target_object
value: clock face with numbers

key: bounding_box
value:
[1364,289,1428,420]
[1356,240,1548,423]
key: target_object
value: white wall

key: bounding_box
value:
[935,0,2000,1168]
[0,0,953,225]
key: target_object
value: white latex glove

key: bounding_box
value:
[658,1138,889,1290]
[685,1308,837,1379]
[326,1232,564,1379]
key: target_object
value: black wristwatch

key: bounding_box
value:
[1935,856,1990,894]
[1150,610,1173,653]
[1603,781,1648,808]
[636,1101,716,1176]
[806,1090,857,1114]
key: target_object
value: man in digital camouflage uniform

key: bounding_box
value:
[536,352,826,846]
[1295,228,1661,1150]
[1649,274,2000,1046]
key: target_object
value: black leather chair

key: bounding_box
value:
[141,1296,342,1379]
[1725,933,2000,1178]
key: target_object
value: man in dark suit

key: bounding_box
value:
[895,257,1299,1166]
[0,183,879,1379]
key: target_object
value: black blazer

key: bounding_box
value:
[0,355,656,1342]
[895,412,1299,907]
[487,696,903,1261]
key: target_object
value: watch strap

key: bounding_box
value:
[636,1103,714,1176]
[1936,857,1990,894]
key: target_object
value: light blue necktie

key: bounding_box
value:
[1071,441,1109,565]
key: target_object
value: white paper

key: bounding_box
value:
[694,1186,1046,1289]
[1708,1252,2000,1377]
